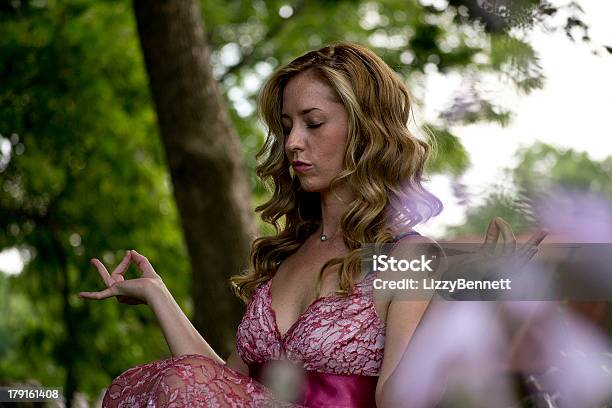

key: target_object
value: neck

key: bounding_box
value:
[319,185,354,241]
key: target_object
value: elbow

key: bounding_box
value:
[376,379,403,408]
[375,381,387,408]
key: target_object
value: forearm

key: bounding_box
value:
[377,379,411,408]
[147,280,224,364]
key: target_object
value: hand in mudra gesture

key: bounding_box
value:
[441,217,548,286]
[479,217,548,276]
[79,249,163,305]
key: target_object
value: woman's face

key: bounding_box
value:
[282,70,349,193]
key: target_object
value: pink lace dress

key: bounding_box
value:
[101,232,418,407]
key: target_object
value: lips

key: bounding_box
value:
[292,160,313,173]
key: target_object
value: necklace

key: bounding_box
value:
[319,219,339,241]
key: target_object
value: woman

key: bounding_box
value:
[80,42,542,407]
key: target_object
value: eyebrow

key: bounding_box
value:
[281,107,323,118]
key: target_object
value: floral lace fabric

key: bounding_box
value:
[236,273,386,376]
[99,232,423,408]
[101,273,386,408]
[101,353,296,407]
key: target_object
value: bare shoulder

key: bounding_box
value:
[392,232,439,247]
[381,232,442,268]
[389,233,442,268]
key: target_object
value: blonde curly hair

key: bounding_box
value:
[230,42,442,303]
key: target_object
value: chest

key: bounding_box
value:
[270,245,343,333]
[269,241,389,338]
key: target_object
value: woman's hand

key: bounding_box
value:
[439,217,548,298]
[79,249,164,305]
[477,217,547,275]
[448,216,548,265]
[477,217,548,279]
[482,216,548,261]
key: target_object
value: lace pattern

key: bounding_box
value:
[101,232,420,407]
[102,275,385,407]
[102,354,299,407]
[236,273,386,376]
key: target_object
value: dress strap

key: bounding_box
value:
[393,230,421,242]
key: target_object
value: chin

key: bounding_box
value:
[300,184,323,193]
[298,179,328,193]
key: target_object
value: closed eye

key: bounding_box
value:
[282,123,322,136]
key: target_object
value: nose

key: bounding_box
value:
[284,125,306,154]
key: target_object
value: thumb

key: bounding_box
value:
[130,249,157,276]
[483,217,501,248]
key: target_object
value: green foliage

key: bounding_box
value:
[512,142,612,196]
[447,142,612,237]
[0,1,189,402]
[0,0,566,403]
[489,34,545,94]
[426,126,471,176]
[447,187,536,237]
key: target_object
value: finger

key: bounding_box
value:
[130,250,156,277]
[111,250,132,277]
[525,228,548,248]
[483,217,501,247]
[516,228,548,257]
[495,218,517,257]
[483,217,516,256]
[90,258,113,287]
[79,287,116,300]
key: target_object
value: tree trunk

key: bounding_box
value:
[132,0,256,355]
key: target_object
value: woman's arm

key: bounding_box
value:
[373,235,438,407]
[375,297,430,407]
[146,279,225,363]
[375,220,548,406]
[80,249,239,368]
[148,280,250,375]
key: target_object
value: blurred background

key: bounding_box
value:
[0,0,610,406]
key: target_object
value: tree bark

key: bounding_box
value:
[132,0,256,355]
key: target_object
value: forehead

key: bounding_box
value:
[281,70,338,114]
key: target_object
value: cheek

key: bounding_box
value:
[329,127,348,164]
